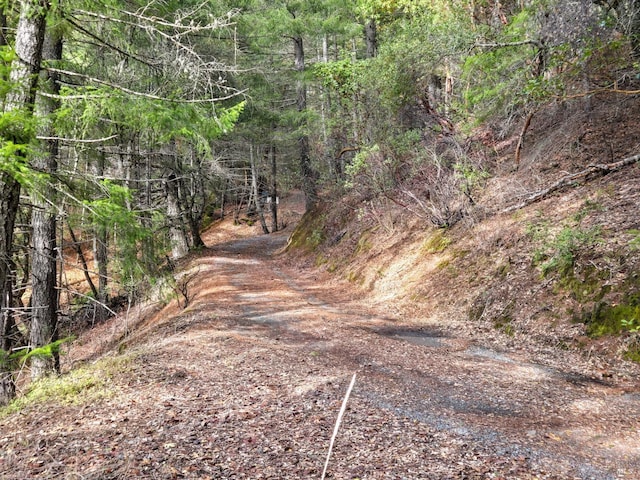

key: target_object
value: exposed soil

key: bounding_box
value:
[1,197,639,479]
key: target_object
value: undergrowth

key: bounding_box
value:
[0,354,134,417]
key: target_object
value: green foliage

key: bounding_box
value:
[454,161,489,196]
[462,42,535,118]
[0,45,38,181]
[624,344,640,363]
[83,180,152,288]
[541,226,601,277]
[344,145,378,187]
[0,353,132,416]
[287,210,327,252]
[584,300,640,338]
[527,213,602,278]
[1,337,73,370]
[343,144,401,196]
[0,113,45,189]
[313,58,362,99]
[629,230,640,250]
[421,230,450,254]
[0,45,16,97]
[0,140,34,184]
[621,318,640,333]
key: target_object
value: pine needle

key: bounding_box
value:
[321,372,357,480]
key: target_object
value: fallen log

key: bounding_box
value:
[503,152,640,213]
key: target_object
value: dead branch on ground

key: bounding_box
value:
[503,153,640,213]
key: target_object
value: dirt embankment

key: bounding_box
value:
[296,94,640,381]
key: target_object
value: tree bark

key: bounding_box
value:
[269,143,278,233]
[184,146,205,249]
[67,224,99,300]
[0,180,19,405]
[514,110,534,169]
[92,152,109,321]
[30,26,62,380]
[0,0,50,405]
[293,36,317,212]
[365,19,377,58]
[250,145,269,234]
[166,172,189,260]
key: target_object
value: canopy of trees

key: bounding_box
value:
[0,0,638,403]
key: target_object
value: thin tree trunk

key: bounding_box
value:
[0,179,19,405]
[185,146,205,249]
[220,179,226,219]
[92,152,109,321]
[30,26,62,380]
[293,36,317,212]
[67,224,99,300]
[250,145,269,234]
[270,143,278,233]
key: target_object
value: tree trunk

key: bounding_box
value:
[293,36,317,212]
[0,0,50,404]
[0,179,19,405]
[250,145,269,234]
[184,146,205,249]
[30,26,62,380]
[166,173,189,259]
[269,143,278,233]
[93,152,109,321]
[186,200,206,249]
[365,19,377,58]
[0,8,7,47]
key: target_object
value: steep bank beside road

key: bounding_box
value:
[289,94,640,382]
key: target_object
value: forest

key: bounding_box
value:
[1,1,640,474]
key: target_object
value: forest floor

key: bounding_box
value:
[1,194,640,479]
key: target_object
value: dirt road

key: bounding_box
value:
[1,228,640,479]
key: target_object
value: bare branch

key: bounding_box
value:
[65,16,159,69]
[503,153,640,213]
[474,40,542,49]
[72,7,239,73]
[36,134,118,144]
[558,87,640,99]
[46,67,246,103]
[38,91,108,100]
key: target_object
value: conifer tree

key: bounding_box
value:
[0,0,50,405]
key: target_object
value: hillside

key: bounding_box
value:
[289,93,640,381]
